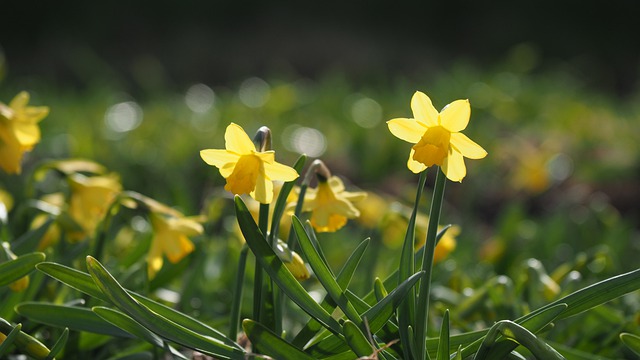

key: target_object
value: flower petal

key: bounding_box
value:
[440,99,470,132]
[387,118,425,143]
[263,161,299,182]
[411,91,439,127]
[442,150,466,182]
[200,149,239,168]
[9,91,29,109]
[407,148,428,174]
[251,165,273,204]
[450,132,487,159]
[225,123,255,154]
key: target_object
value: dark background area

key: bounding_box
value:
[1,0,639,94]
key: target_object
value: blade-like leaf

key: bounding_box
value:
[456,303,567,358]
[306,271,424,358]
[292,238,369,348]
[11,219,54,255]
[86,256,245,359]
[292,216,361,324]
[92,306,187,359]
[0,317,50,360]
[343,320,373,358]
[269,154,306,239]
[243,319,315,360]
[523,267,640,321]
[45,328,68,360]
[37,262,237,347]
[0,252,45,287]
[436,310,450,360]
[234,196,342,336]
[15,302,131,337]
[0,323,22,357]
[36,262,109,302]
[475,321,565,360]
[620,333,640,356]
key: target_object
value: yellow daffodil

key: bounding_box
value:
[284,251,310,281]
[200,123,299,204]
[147,212,201,279]
[0,91,49,174]
[387,91,487,182]
[303,176,366,232]
[67,173,122,241]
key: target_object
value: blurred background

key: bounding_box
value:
[1,0,639,288]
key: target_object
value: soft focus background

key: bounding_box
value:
[1,1,640,354]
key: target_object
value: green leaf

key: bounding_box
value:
[269,154,306,239]
[620,333,640,356]
[243,319,315,360]
[397,171,427,360]
[15,302,131,337]
[292,216,361,324]
[374,277,388,302]
[436,310,450,360]
[234,196,343,336]
[0,317,51,360]
[85,256,245,359]
[474,321,565,360]
[0,322,22,357]
[524,267,640,321]
[292,238,369,348]
[455,303,567,359]
[37,262,237,347]
[306,271,423,358]
[36,262,109,302]
[45,327,68,360]
[92,306,187,359]
[0,252,45,287]
[343,320,373,357]
[11,219,54,255]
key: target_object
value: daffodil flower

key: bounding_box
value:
[0,91,49,174]
[303,176,366,232]
[147,212,201,279]
[67,173,122,241]
[387,91,487,182]
[200,123,299,204]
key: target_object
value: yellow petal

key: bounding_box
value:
[22,106,49,123]
[251,165,273,204]
[442,150,466,182]
[411,91,439,127]
[164,234,195,263]
[9,91,29,109]
[200,149,239,168]
[225,123,255,154]
[147,238,164,279]
[387,118,425,143]
[263,161,299,182]
[439,99,470,132]
[407,148,428,174]
[450,132,487,159]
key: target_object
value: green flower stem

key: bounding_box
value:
[415,166,446,360]
[287,183,308,252]
[398,170,428,359]
[229,244,249,340]
[253,203,270,324]
[91,197,121,266]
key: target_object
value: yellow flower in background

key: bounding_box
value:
[147,212,201,279]
[67,173,122,241]
[200,123,299,204]
[0,91,49,174]
[303,176,366,232]
[381,204,459,264]
[387,91,487,182]
[283,250,310,281]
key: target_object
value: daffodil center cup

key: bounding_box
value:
[412,126,451,167]
[224,154,261,195]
